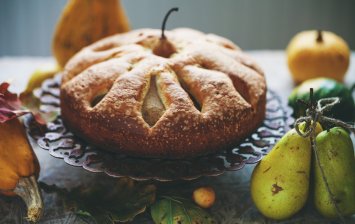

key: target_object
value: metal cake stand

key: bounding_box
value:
[25,74,294,181]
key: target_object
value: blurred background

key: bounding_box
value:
[0,0,354,56]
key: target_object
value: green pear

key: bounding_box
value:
[251,127,314,220]
[314,127,355,218]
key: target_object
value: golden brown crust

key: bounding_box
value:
[60,28,267,158]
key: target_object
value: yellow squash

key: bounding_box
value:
[287,30,350,83]
[52,0,130,67]
[0,118,43,222]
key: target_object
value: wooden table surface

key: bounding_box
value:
[0,51,354,224]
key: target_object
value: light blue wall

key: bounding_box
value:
[0,0,354,56]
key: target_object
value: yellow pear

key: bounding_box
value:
[251,124,322,220]
[52,0,130,67]
[314,127,355,218]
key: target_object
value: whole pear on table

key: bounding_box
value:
[251,123,322,220]
[314,127,355,218]
[52,0,130,67]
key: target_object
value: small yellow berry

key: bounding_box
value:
[192,186,216,208]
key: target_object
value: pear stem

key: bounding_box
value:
[316,30,323,43]
[310,88,315,110]
[161,7,179,39]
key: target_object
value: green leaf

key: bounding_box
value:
[40,177,156,223]
[151,196,216,224]
[76,210,93,218]
[20,91,58,125]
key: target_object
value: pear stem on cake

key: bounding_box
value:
[161,7,179,39]
[153,7,179,58]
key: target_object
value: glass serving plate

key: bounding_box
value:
[25,74,294,181]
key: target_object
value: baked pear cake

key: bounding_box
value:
[60,28,267,158]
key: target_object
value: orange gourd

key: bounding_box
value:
[0,118,43,222]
